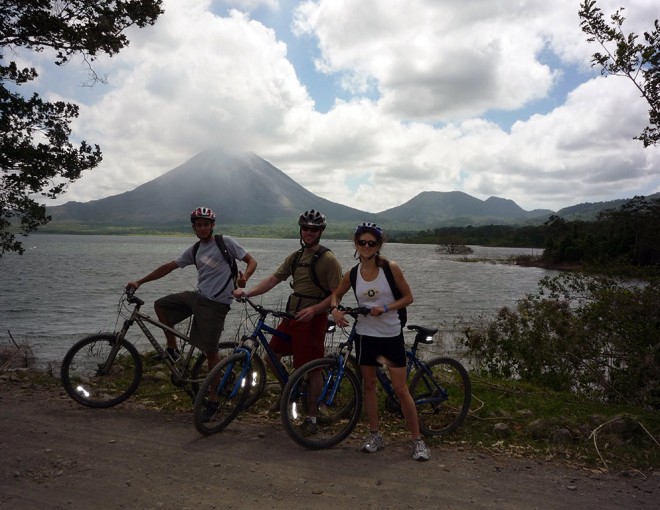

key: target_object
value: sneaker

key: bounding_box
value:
[152,347,180,362]
[361,433,385,453]
[299,418,318,437]
[412,439,431,461]
[201,400,219,422]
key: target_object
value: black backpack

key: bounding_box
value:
[289,245,331,297]
[192,234,238,296]
[349,260,407,328]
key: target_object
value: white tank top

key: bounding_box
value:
[355,265,401,337]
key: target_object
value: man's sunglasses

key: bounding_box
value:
[357,239,379,247]
[301,226,321,232]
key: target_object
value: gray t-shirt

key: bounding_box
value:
[175,235,247,304]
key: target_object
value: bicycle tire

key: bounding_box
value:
[409,356,471,436]
[190,341,238,395]
[61,334,142,408]
[192,352,250,435]
[190,342,266,408]
[239,353,266,409]
[280,357,362,449]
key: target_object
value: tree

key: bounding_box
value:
[0,0,163,256]
[579,0,660,147]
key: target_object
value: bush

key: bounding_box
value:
[463,273,660,408]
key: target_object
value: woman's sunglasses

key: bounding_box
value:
[357,239,379,248]
[301,226,321,232]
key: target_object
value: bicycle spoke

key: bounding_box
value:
[61,334,142,408]
[193,353,250,435]
[410,357,471,436]
[281,358,362,449]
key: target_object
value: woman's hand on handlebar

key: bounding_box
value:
[330,306,349,328]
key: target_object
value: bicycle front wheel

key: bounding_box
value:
[193,352,250,435]
[409,357,471,436]
[281,357,362,449]
[190,341,241,396]
[61,334,142,408]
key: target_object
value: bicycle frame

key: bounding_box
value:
[324,313,444,410]
[117,291,205,395]
[211,298,295,400]
[374,331,448,408]
[238,309,291,383]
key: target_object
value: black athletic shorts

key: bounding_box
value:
[355,332,406,368]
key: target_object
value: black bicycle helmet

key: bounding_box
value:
[190,206,216,223]
[354,222,383,241]
[298,209,327,229]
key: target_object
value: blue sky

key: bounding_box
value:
[21,0,660,213]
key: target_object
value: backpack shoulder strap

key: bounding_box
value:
[214,235,238,278]
[289,248,304,278]
[381,260,401,299]
[290,246,332,296]
[192,241,201,267]
[381,260,407,327]
[349,264,359,301]
[310,246,331,295]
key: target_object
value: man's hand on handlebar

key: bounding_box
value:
[232,289,248,301]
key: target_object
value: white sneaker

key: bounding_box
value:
[412,439,431,461]
[361,433,385,453]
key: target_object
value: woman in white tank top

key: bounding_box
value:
[330,223,431,462]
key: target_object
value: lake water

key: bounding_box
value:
[0,234,556,368]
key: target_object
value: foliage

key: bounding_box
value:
[543,196,660,266]
[463,272,660,408]
[0,0,163,256]
[400,195,660,269]
[579,0,660,147]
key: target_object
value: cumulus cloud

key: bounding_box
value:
[34,0,659,214]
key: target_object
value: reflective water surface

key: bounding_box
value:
[0,235,556,367]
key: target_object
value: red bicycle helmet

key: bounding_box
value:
[190,206,216,223]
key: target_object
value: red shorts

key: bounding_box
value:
[270,314,327,368]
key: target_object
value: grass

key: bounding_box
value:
[449,375,660,472]
[5,349,658,473]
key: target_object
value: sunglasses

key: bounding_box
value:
[301,226,321,232]
[357,239,379,247]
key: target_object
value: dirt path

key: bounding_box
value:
[1,378,658,510]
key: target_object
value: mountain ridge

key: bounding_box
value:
[45,149,647,232]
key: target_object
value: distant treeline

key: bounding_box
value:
[395,196,660,267]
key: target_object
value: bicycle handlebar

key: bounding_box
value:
[234,296,296,321]
[335,305,371,319]
[124,286,144,307]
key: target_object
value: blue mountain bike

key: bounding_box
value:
[280,306,472,449]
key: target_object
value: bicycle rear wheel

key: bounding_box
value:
[409,357,471,436]
[281,357,362,449]
[61,334,142,408]
[193,352,250,435]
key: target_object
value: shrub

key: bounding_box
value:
[463,273,660,408]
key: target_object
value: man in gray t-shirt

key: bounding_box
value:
[127,206,257,371]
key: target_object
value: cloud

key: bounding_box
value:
[32,0,659,215]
